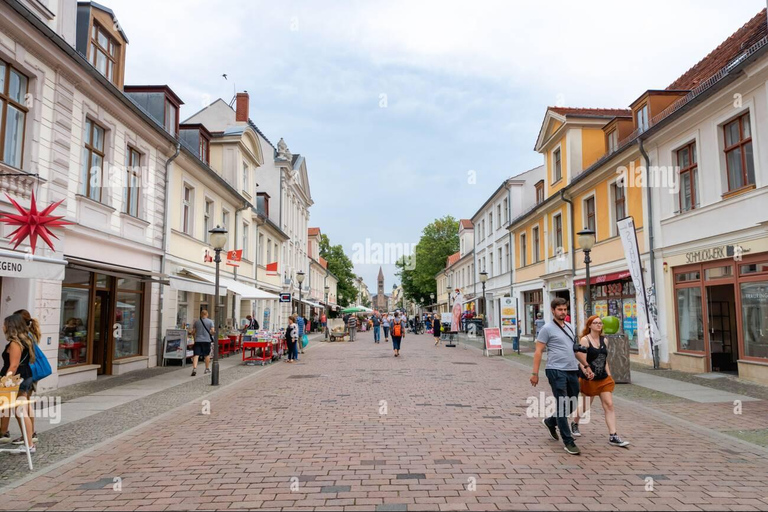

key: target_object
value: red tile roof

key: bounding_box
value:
[446,251,461,268]
[460,219,473,229]
[308,227,320,236]
[668,9,767,90]
[549,107,632,118]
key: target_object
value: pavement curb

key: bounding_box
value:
[0,340,327,494]
[459,338,768,457]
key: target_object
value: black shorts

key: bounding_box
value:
[193,342,212,357]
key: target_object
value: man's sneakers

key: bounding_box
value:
[564,442,581,455]
[571,421,581,437]
[609,434,630,447]
[542,418,559,441]
[0,431,11,444]
[204,368,211,375]
[191,369,197,377]
[10,445,35,454]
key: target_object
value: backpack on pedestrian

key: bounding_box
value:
[392,320,402,337]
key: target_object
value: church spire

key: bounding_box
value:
[378,266,384,282]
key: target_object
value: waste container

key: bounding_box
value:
[606,334,631,384]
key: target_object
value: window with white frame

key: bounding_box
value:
[124,146,141,217]
[723,112,755,192]
[83,118,106,202]
[637,104,649,133]
[505,243,510,271]
[182,184,193,235]
[553,214,563,252]
[532,226,540,262]
[243,161,250,194]
[553,147,562,182]
[489,211,493,232]
[242,222,249,259]
[607,129,618,153]
[677,141,697,212]
[503,198,509,222]
[489,251,494,276]
[496,204,502,227]
[520,233,527,267]
[584,196,596,233]
[203,199,213,243]
[266,236,271,265]
[0,60,29,168]
[221,209,230,250]
[612,180,626,228]
[498,247,503,274]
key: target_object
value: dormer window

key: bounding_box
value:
[607,129,618,153]
[535,181,544,204]
[164,99,177,136]
[636,104,649,133]
[125,86,183,137]
[90,22,118,82]
[199,137,209,164]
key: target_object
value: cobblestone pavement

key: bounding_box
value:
[0,335,325,486]
[2,330,768,511]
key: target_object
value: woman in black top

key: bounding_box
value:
[0,314,37,452]
[571,315,629,448]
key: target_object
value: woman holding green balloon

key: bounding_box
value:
[570,315,630,448]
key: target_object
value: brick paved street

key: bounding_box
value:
[2,330,768,511]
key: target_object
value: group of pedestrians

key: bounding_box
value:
[365,312,407,357]
[531,297,629,455]
[1,309,44,454]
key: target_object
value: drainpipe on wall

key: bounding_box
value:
[232,202,251,327]
[156,142,181,367]
[638,137,660,369]
[506,182,514,297]
[559,189,577,327]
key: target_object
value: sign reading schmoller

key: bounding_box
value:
[685,245,748,264]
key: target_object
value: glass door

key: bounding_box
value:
[92,289,113,375]
[706,284,738,373]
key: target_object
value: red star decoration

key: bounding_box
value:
[0,192,72,254]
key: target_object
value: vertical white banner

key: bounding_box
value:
[617,217,659,360]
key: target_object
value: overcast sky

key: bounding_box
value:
[110,0,766,292]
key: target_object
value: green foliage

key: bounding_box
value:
[320,234,356,307]
[396,216,459,304]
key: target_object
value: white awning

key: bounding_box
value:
[218,276,281,300]
[301,299,325,309]
[176,269,228,296]
[0,249,67,281]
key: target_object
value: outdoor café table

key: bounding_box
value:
[0,397,34,470]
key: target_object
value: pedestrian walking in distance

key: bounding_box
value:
[347,314,358,341]
[531,298,590,455]
[191,310,215,377]
[391,311,406,357]
[382,313,390,342]
[570,315,630,447]
[285,315,298,363]
[433,314,442,346]
[371,314,381,343]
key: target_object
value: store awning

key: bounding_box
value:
[218,276,281,300]
[176,269,228,296]
[67,256,169,284]
[574,270,631,287]
[0,249,67,281]
[301,298,325,309]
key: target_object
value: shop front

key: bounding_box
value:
[58,264,151,376]
[523,289,543,336]
[672,251,768,380]
[575,271,637,349]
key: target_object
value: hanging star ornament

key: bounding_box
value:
[0,192,72,254]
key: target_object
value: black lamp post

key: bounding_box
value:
[577,228,597,317]
[430,293,435,312]
[479,271,488,328]
[324,284,330,340]
[296,271,305,319]
[208,225,228,386]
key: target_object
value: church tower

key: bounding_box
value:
[377,267,385,311]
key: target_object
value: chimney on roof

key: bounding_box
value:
[235,92,249,123]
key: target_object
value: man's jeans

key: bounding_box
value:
[373,325,381,342]
[544,369,580,445]
[349,327,357,341]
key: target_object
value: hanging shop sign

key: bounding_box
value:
[226,249,243,267]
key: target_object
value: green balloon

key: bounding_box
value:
[602,315,620,335]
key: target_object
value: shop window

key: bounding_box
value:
[177,291,188,329]
[676,287,704,352]
[676,271,700,283]
[59,287,89,368]
[704,265,733,280]
[741,281,768,359]
[587,280,637,349]
[723,112,754,192]
[115,278,143,359]
[0,59,29,168]
[82,119,106,202]
[740,262,768,275]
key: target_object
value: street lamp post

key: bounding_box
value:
[430,293,435,312]
[577,228,597,318]
[208,225,228,386]
[296,271,305,320]
[479,271,488,328]
[324,284,330,340]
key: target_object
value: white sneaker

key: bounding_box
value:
[10,445,35,454]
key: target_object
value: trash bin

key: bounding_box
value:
[606,334,631,384]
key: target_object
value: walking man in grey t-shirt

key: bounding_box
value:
[530,298,594,455]
[191,309,215,377]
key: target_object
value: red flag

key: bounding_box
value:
[266,262,278,276]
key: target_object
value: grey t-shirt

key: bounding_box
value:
[536,321,579,371]
[194,318,214,343]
